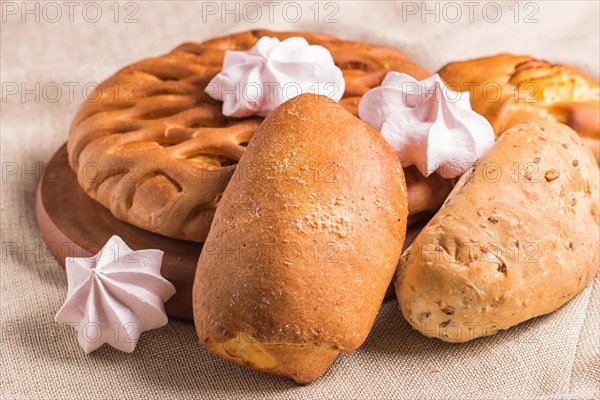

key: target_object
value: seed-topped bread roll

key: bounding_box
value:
[193,94,408,383]
[438,54,600,162]
[396,121,599,342]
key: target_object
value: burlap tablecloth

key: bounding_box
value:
[1,1,599,399]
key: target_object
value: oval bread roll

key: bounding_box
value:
[193,94,408,383]
[396,121,599,343]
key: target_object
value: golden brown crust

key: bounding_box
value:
[404,166,455,225]
[438,54,600,162]
[67,29,429,242]
[193,94,408,382]
[396,121,600,342]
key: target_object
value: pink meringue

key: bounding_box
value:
[358,72,494,179]
[55,236,176,354]
[205,36,345,117]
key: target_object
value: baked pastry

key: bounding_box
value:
[404,166,454,225]
[396,121,599,342]
[193,94,408,383]
[438,54,600,162]
[67,29,433,242]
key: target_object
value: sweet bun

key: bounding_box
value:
[193,94,408,383]
[396,121,599,342]
[438,54,600,162]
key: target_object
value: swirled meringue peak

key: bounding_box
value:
[55,236,176,354]
[205,36,345,117]
[358,72,494,179]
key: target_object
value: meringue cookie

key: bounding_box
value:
[205,36,345,117]
[358,72,494,179]
[55,236,176,354]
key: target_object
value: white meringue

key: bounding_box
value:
[55,235,176,354]
[358,72,494,179]
[205,36,345,117]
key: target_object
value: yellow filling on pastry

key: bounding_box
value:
[216,334,279,370]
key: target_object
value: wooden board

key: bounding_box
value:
[35,144,202,320]
[36,144,426,322]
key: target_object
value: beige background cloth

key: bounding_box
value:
[1,1,599,398]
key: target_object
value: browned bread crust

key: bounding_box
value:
[396,121,599,342]
[67,30,429,242]
[438,54,600,162]
[193,94,408,383]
